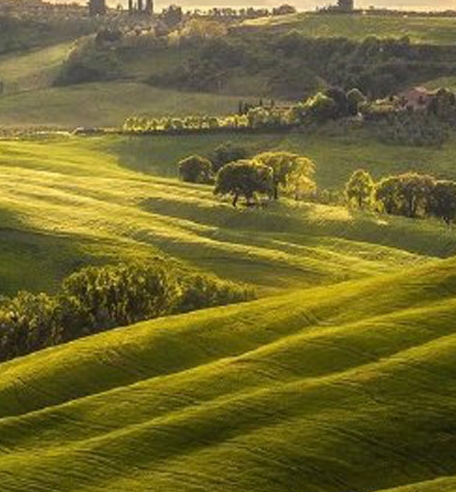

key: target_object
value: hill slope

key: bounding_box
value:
[1,135,451,296]
[243,13,456,45]
[0,258,456,491]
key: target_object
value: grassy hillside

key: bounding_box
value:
[0,41,75,95]
[2,134,453,298]
[243,13,456,45]
[0,82,250,128]
[0,257,456,491]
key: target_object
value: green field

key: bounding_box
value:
[244,13,456,44]
[1,134,444,295]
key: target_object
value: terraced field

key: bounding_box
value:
[1,134,456,491]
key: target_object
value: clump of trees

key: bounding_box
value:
[0,260,252,363]
[176,147,317,207]
[254,152,316,200]
[345,169,456,226]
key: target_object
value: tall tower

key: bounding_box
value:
[145,0,153,15]
[337,0,354,11]
[89,0,106,16]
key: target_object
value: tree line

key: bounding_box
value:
[0,259,252,363]
[346,169,456,225]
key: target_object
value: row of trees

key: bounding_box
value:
[0,260,252,363]
[123,87,368,135]
[346,170,456,225]
[178,148,317,207]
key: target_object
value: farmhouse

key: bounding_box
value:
[398,86,434,111]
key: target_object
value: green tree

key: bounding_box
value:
[375,176,401,215]
[178,155,213,184]
[345,169,375,209]
[376,173,435,218]
[431,180,456,226]
[214,160,273,207]
[397,173,435,218]
[254,152,315,200]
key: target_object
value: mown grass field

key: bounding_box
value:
[243,13,456,44]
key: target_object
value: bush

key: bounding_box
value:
[0,260,253,363]
[178,155,213,183]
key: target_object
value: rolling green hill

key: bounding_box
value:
[0,123,456,492]
[0,256,456,491]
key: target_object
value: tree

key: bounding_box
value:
[396,173,435,218]
[178,155,213,184]
[345,169,375,209]
[214,160,274,207]
[211,142,249,172]
[324,87,349,118]
[162,5,183,27]
[254,152,315,200]
[431,180,456,226]
[375,176,401,215]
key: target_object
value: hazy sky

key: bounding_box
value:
[50,0,456,10]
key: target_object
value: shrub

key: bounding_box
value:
[178,155,213,183]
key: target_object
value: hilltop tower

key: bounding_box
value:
[337,0,354,11]
[128,0,153,15]
[89,0,106,16]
